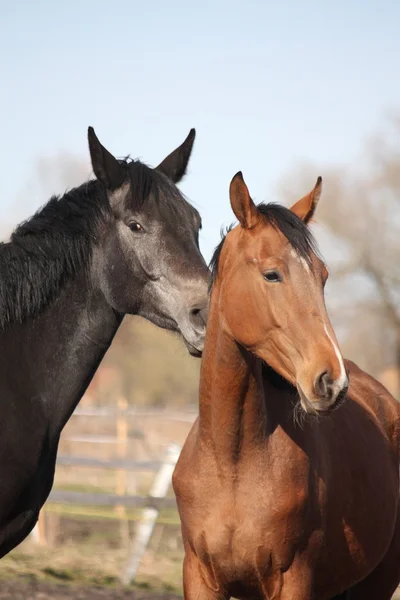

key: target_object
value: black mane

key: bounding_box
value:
[0,159,183,329]
[210,203,318,288]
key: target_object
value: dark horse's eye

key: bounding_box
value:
[129,222,144,233]
[263,270,282,283]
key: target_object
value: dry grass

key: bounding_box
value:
[0,515,184,595]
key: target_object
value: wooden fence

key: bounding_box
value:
[31,401,195,584]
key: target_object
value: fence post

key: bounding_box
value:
[121,442,181,586]
[116,397,130,546]
[115,397,128,517]
[30,511,46,545]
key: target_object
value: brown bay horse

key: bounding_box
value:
[173,173,400,599]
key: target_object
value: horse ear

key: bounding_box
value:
[156,128,196,183]
[88,127,126,190]
[290,177,322,223]
[229,171,260,229]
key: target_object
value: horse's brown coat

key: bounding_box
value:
[173,174,400,600]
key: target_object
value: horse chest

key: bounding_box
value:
[175,429,321,590]
[187,476,313,588]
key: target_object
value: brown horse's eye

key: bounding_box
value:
[129,222,144,233]
[263,270,282,283]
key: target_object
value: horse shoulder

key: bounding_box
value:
[344,358,400,456]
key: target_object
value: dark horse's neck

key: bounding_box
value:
[198,289,294,469]
[0,180,122,444]
[0,263,122,557]
[0,270,122,442]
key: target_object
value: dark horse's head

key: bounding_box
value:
[87,127,209,356]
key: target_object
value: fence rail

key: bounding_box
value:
[56,455,160,470]
[48,490,177,509]
[72,406,197,422]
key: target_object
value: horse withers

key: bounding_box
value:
[173,173,400,599]
[0,127,209,557]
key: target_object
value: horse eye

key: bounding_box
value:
[263,270,282,283]
[129,222,144,233]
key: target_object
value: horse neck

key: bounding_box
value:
[0,271,123,442]
[198,289,271,466]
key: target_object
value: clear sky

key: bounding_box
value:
[1,0,399,262]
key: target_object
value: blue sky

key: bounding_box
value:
[1,0,399,262]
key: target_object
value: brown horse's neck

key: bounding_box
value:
[198,289,272,467]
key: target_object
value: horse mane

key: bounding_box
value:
[0,159,182,329]
[209,203,318,289]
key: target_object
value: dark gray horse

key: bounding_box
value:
[0,127,209,557]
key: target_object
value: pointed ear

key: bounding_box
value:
[88,127,126,190]
[290,176,322,223]
[156,128,196,183]
[229,171,260,229]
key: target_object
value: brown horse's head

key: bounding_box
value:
[211,172,348,414]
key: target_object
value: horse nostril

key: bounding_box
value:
[315,371,334,399]
[189,306,208,330]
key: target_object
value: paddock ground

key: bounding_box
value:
[0,577,181,599]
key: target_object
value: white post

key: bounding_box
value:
[30,511,45,545]
[121,442,181,586]
[30,522,40,543]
